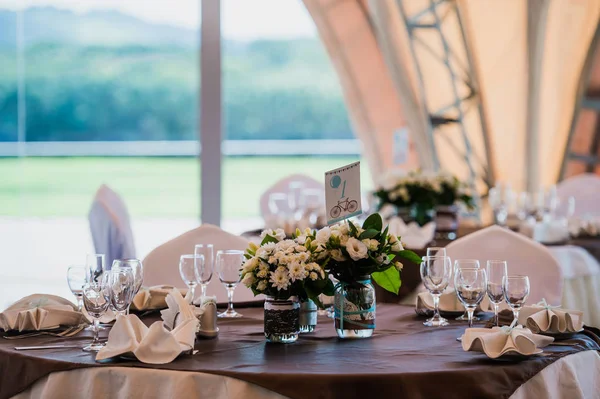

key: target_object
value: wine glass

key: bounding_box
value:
[426,247,446,258]
[114,259,143,296]
[420,255,452,327]
[503,275,530,325]
[453,259,481,321]
[194,244,214,297]
[86,254,106,284]
[216,250,245,318]
[454,267,487,329]
[82,281,110,352]
[66,266,86,311]
[107,262,135,317]
[180,254,202,303]
[486,260,508,326]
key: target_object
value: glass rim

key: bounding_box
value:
[505,275,529,280]
[180,254,204,259]
[195,243,214,248]
[486,259,508,264]
[216,249,244,255]
[454,258,480,264]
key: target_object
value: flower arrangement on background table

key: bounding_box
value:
[374,170,474,227]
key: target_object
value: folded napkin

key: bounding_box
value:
[97,289,198,364]
[388,217,435,249]
[416,290,491,314]
[462,323,554,358]
[0,294,82,332]
[194,296,218,338]
[131,285,188,311]
[518,299,584,334]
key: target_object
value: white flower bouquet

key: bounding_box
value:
[241,228,335,302]
[313,213,421,293]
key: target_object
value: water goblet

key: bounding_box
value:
[454,267,487,329]
[420,255,452,327]
[216,250,245,318]
[86,254,106,284]
[82,282,110,352]
[195,244,214,297]
[113,259,143,296]
[180,254,203,303]
[486,260,508,326]
[453,259,481,321]
[503,275,530,325]
[107,262,135,317]
[426,247,446,258]
[67,266,86,311]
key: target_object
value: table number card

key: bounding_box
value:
[325,161,362,224]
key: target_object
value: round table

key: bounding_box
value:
[1,304,599,399]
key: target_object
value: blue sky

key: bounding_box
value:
[0,0,317,39]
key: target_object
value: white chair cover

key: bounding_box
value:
[557,173,600,217]
[259,174,323,218]
[143,225,257,303]
[88,184,135,269]
[445,226,563,305]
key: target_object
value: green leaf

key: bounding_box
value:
[243,254,252,260]
[359,229,379,239]
[260,234,279,246]
[395,249,422,264]
[371,267,401,294]
[362,213,383,232]
[348,220,358,236]
[323,279,336,296]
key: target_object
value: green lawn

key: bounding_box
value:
[0,157,372,218]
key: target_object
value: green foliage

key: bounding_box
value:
[0,40,353,142]
[371,267,401,295]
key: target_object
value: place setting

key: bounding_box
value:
[415,247,591,361]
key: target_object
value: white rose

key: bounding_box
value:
[330,249,346,262]
[241,272,256,287]
[388,234,404,252]
[257,280,267,291]
[339,234,349,246]
[274,228,286,241]
[316,226,331,243]
[345,237,368,261]
[362,238,379,251]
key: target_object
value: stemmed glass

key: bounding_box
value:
[107,261,135,317]
[216,250,245,318]
[503,275,530,325]
[486,260,508,326]
[66,266,86,311]
[454,267,487,328]
[453,259,481,321]
[180,254,203,303]
[426,247,446,258]
[82,281,110,352]
[194,244,214,297]
[420,255,452,327]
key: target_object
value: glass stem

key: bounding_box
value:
[201,284,207,297]
[513,308,520,325]
[189,285,196,304]
[227,286,235,313]
[432,294,440,319]
[92,319,99,344]
[493,303,499,327]
[467,308,475,328]
[76,297,83,312]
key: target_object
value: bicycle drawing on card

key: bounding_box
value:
[328,175,358,218]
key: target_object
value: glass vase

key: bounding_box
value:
[299,299,317,333]
[334,277,376,339]
[264,296,300,343]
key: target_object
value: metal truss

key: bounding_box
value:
[395,0,496,218]
[559,23,600,179]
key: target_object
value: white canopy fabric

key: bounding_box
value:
[303,0,600,192]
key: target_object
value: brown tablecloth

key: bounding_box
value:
[1,304,599,399]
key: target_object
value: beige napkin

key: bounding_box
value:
[97,289,197,364]
[518,300,584,334]
[462,324,554,358]
[416,291,491,314]
[0,294,82,332]
[388,217,435,249]
[131,285,188,311]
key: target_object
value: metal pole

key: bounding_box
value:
[200,0,222,226]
